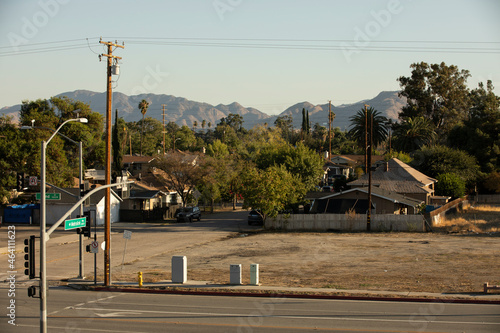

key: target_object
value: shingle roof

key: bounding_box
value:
[307,186,423,207]
[348,158,436,193]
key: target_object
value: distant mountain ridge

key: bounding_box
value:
[1,90,406,130]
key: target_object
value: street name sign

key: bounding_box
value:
[64,217,86,230]
[36,193,61,200]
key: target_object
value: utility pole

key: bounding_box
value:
[364,104,368,174]
[162,104,167,155]
[99,39,124,286]
[366,104,372,231]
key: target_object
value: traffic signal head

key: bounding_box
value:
[16,172,25,191]
[24,236,36,279]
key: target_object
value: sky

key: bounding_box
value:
[1,0,499,116]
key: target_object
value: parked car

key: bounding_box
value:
[248,210,264,226]
[174,206,201,222]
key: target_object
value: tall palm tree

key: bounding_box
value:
[392,116,436,152]
[348,107,388,151]
[138,99,150,155]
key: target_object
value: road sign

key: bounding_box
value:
[36,192,61,200]
[64,217,86,230]
[29,176,38,186]
[90,241,99,253]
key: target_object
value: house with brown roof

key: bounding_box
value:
[348,158,437,205]
[122,155,157,177]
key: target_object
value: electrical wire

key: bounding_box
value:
[1,36,499,57]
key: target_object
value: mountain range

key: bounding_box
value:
[1,90,406,130]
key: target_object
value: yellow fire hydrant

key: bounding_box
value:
[138,271,143,287]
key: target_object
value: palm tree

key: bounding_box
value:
[138,99,150,155]
[392,116,436,152]
[348,107,388,151]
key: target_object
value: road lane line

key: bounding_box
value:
[70,306,500,326]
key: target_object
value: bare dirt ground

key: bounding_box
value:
[114,205,500,294]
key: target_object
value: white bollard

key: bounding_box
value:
[250,263,259,285]
[230,264,242,285]
[172,256,187,283]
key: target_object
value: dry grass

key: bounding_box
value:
[435,204,500,234]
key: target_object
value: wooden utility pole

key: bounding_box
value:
[328,100,333,161]
[367,110,373,232]
[162,104,167,155]
[99,39,124,286]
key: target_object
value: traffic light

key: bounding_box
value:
[24,236,36,279]
[16,172,25,191]
[76,214,91,238]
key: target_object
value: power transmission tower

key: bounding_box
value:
[328,100,335,161]
[99,39,124,286]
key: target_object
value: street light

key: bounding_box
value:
[27,117,87,333]
[22,120,87,280]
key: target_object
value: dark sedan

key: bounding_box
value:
[248,210,264,225]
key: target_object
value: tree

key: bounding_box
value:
[138,99,150,155]
[239,164,305,220]
[482,171,500,194]
[254,142,324,195]
[412,145,480,187]
[112,109,123,181]
[127,117,163,156]
[398,62,471,138]
[392,116,436,152]
[153,152,209,207]
[274,115,294,143]
[219,113,244,132]
[435,173,466,199]
[348,107,388,150]
[448,80,500,173]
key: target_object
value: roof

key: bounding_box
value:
[122,155,156,164]
[348,158,437,193]
[129,190,166,200]
[330,155,385,166]
[309,186,424,207]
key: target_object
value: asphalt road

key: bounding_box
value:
[0,209,255,283]
[1,286,499,333]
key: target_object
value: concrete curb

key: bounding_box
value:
[69,284,500,305]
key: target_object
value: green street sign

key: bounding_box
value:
[64,217,86,230]
[36,193,61,200]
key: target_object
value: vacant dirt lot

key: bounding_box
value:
[114,206,500,294]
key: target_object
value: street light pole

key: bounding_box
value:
[21,123,85,280]
[39,117,87,333]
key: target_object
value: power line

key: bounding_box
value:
[1,36,499,57]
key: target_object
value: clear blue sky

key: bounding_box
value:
[1,0,499,115]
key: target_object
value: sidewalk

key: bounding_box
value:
[68,279,500,304]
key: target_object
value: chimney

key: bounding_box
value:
[385,162,389,172]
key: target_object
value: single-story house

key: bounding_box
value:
[348,158,437,205]
[307,186,424,215]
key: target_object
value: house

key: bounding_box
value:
[348,158,437,205]
[120,167,181,221]
[122,155,157,177]
[326,155,386,181]
[44,187,122,225]
[307,186,424,215]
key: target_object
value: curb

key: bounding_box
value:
[74,285,500,305]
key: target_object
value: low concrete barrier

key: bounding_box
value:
[266,214,425,232]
